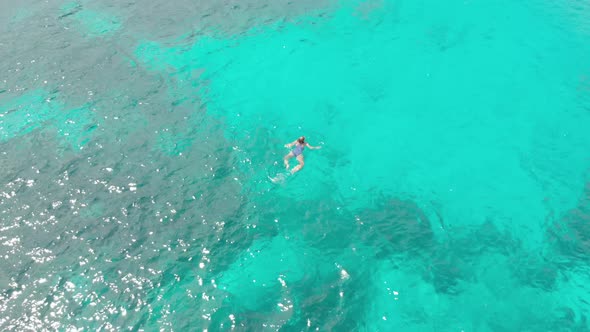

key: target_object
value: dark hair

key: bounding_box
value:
[297,136,305,144]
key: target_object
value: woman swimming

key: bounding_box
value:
[283,136,321,174]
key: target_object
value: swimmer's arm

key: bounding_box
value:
[284,140,297,148]
[306,143,321,150]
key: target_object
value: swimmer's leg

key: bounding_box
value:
[284,152,294,170]
[291,155,305,174]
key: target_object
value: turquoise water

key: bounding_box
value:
[1,0,590,330]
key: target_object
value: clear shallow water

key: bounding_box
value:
[1,0,590,330]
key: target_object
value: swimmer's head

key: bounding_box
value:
[297,136,305,144]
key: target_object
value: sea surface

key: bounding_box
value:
[1,0,590,331]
